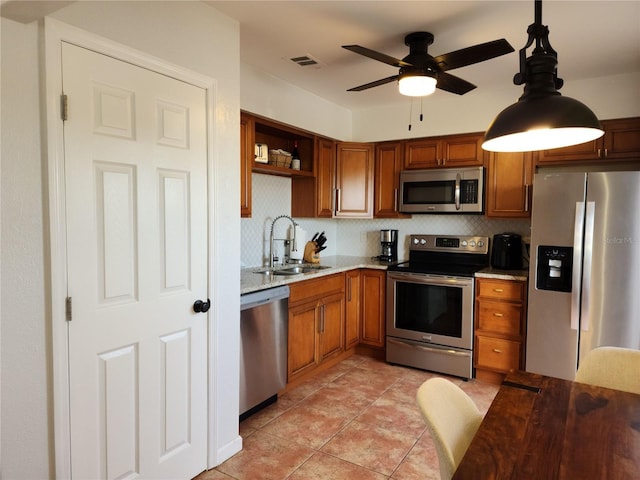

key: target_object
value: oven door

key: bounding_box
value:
[386,271,474,350]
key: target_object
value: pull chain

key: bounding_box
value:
[408,99,413,131]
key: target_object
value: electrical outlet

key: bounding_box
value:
[360,232,367,243]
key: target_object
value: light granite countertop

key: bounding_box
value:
[241,257,529,295]
[241,255,399,295]
[475,266,529,282]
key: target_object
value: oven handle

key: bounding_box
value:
[387,272,473,287]
[388,338,472,357]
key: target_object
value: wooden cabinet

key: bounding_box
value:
[240,112,253,218]
[474,277,527,384]
[334,142,375,218]
[374,141,410,218]
[404,132,485,169]
[360,269,386,348]
[536,117,640,165]
[485,151,534,218]
[292,136,335,218]
[345,270,361,349]
[287,273,345,381]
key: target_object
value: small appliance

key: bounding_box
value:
[399,167,484,214]
[491,233,523,269]
[379,229,398,262]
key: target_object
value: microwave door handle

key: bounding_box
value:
[455,173,461,210]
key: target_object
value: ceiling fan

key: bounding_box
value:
[343,32,514,96]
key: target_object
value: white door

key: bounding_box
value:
[62,42,208,479]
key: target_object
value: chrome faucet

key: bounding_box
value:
[269,215,297,269]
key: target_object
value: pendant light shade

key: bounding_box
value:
[482,0,603,152]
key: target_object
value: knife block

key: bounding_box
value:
[303,241,320,263]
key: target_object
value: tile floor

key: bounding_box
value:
[195,354,499,480]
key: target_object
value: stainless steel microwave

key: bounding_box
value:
[399,167,484,214]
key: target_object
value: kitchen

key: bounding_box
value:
[2,1,639,479]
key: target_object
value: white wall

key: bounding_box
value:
[351,72,640,142]
[1,2,241,477]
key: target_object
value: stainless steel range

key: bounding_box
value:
[386,234,489,379]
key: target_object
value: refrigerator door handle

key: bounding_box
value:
[580,202,596,332]
[571,202,586,330]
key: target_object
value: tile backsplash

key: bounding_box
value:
[241,173,531,268]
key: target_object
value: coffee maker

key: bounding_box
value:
[379,229,398,262]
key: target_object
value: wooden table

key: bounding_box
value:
[453,370,640,479]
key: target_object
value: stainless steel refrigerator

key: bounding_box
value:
[526,171,640,381]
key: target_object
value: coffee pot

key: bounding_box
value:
[379,229,398,262]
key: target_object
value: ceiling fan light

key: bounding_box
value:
[398,75,437,97]
[483,94,603,152]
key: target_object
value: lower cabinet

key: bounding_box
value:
[345,270,361,349]
[360,269,386,348]
[288,273,345,381]
[474,277,527,384]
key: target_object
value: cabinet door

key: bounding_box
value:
[485,151,533,218]
[404,138,441,169]
[345,270,361,349]
[536,139,601,164]
[315,137,336,218]
[360,269,386,348]
[335,142,374,218]
[319,292,345,362]
[442,133,484,167]
[375,142,409,218]
[601,117,640,160]
[240,112,253,218]
[288,301,319,380]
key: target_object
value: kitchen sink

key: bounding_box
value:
[253,265,332,276]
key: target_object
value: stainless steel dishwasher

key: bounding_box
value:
[239,285,289,419]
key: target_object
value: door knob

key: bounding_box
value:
[193,299,211,313]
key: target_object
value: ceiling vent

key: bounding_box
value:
[290,55,322,67]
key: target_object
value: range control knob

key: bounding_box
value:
[478,240,485,247]
[469,241,476,247]
[420,238,427,245]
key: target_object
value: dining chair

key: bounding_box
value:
[416,377,483,480]
[575,346,640,394]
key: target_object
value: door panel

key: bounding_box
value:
[62,42,207,479]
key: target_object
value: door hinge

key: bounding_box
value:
[65,296,72,321]
[61,94,68,121]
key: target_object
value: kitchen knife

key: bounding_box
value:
[315,246,326,254]
[311,232,319,242]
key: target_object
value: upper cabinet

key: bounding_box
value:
[292,137,336,218]
[334,142,374,218]
[375,141,410,218]
[536,117,640,165]
[485,151,534,218]
[404,132,485,169]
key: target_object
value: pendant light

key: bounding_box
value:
[482,0,603,152]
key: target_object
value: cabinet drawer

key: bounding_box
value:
[477,279,524,301]
[477,300,522,336]
[289,273,345,305]
[476,336,521,372]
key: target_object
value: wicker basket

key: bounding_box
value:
[268,152,292,168]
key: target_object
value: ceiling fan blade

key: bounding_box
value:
[436,72,476,95]
[347,75,399,92]
[342,45,412,68]
[433,39,514,72]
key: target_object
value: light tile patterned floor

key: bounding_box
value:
[195,354,499,480]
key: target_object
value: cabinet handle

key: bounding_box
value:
[524,184,530,212]
[493,312,504,317]
[604,148,608,157]
[394,188,398,211]
[493,288,504,293]
[348,277,352,302]
[321,304,326,333]
[598,148,601,158]
[493,348,503,354]
[336,188,341,213]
